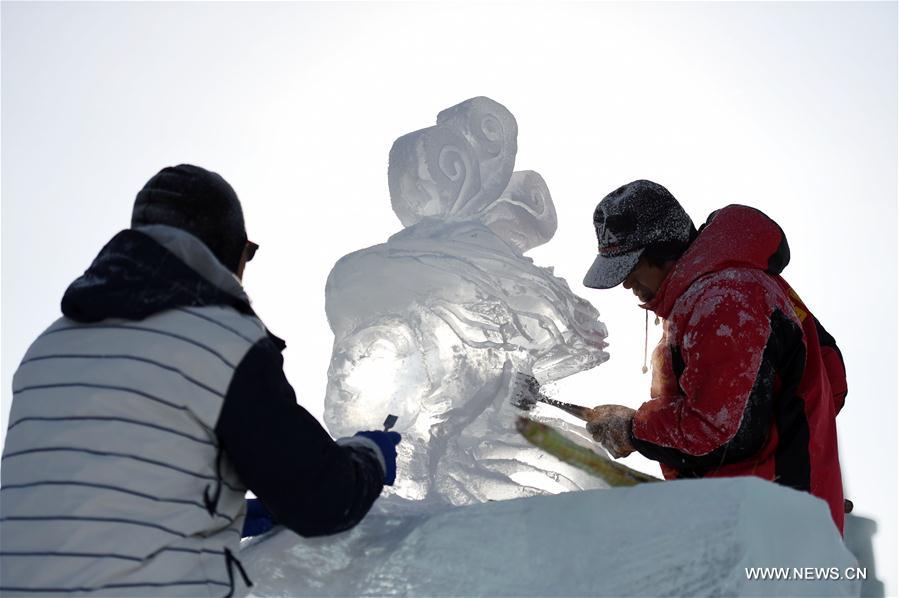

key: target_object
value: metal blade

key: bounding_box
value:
[383,414,399,431]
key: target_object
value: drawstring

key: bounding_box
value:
[642,312,661,374]
[642,311,649,374]
[224,547,253,597]
[204,446,224,516]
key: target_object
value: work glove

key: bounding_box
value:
[586,405,637,459]
[351,430,402,486]
[241,498,275,538]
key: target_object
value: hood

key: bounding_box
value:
[645,205,790,318]
[62,224,253,323]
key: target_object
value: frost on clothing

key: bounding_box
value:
[0,225,384,597]
[635,205,847,532]
[325,96,610,505]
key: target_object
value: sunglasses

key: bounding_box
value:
[245,240,259,262]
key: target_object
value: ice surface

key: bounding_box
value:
[326,97,608,504]
[242,477,864,597]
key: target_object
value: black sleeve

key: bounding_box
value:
[629,354,775,475]
[215,336,385,537]
[631,309,804,477]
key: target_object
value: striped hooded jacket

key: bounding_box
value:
[1,225,385,596]
[633,205,847,532]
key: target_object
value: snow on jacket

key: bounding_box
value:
[0,225,385,596]
[634,205,847,532]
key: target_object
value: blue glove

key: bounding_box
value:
[354,430,401,486]
[241,498,275,538]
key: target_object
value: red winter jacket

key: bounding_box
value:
[634,205,847,532]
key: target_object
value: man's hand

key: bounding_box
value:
[586,405,637,459]
[353,430,402,485]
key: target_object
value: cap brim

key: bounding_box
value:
[583,249,643,289]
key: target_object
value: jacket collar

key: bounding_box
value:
[645,205,790,318]
[62,225,253,323]
[137,224,250,305]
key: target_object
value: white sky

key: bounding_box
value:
[2,1,896,592]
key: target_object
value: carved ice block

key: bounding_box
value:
[388,125,483,227]
[328,96,609,505]
[482,170,557,253]
[435,96,518,218]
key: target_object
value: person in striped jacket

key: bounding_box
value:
[0,164,401,596]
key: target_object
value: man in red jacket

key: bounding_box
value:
[583,180,848,532]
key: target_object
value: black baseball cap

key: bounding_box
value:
[583,180,694,289]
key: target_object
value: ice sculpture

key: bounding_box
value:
[324,97,609,505]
